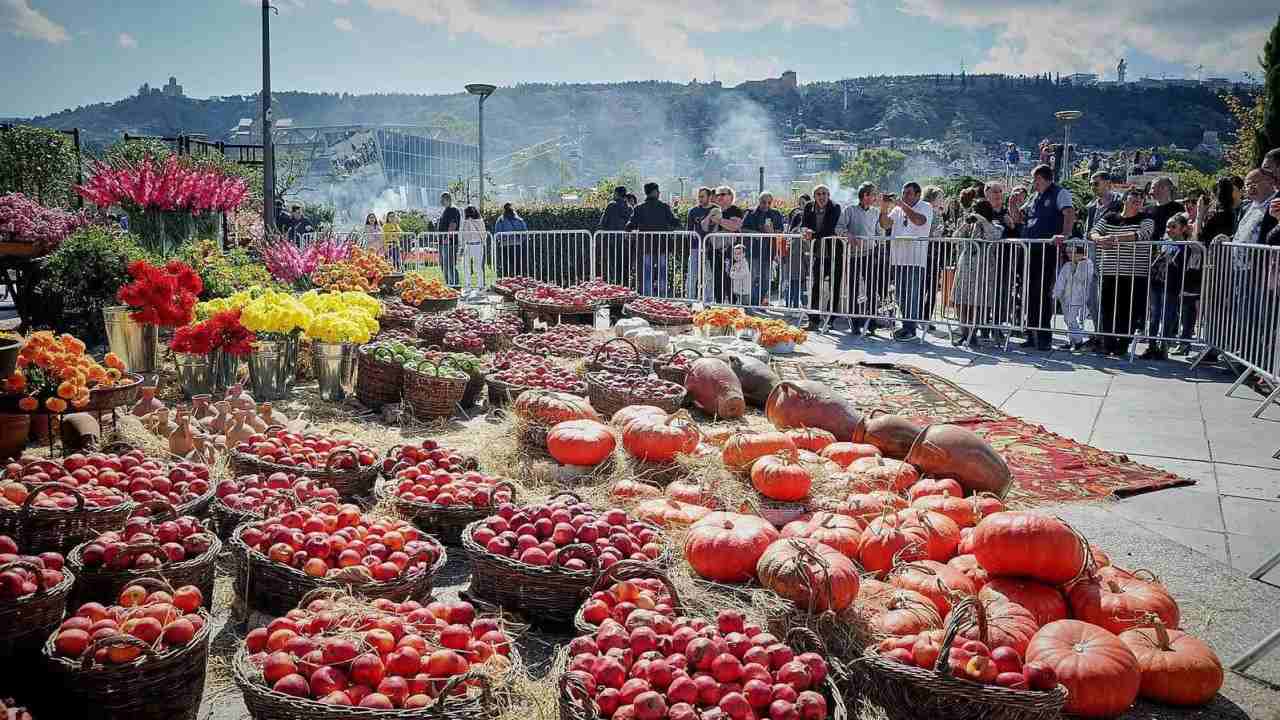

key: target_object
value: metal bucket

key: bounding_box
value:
[312,342,357,402]
[247,339,295,401]
[210,349,241,391]
[173,353,213,399]
[102,306,160,373]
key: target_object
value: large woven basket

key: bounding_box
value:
[572,560,681,636]
[485,374,588,408]
[0,558,73,659]
[355,345,404,409]
[83,373,145,414]
[857,598,1068,720]
[402,358,468,420]
[209,492,301,542]
[511,331,595,359]
[229,448,380,501]
[87,446,215,519]
[231,524,447,617]
[653,347,703,385]
[0,481,136,555]
[515,293,603,317]
[42,606,212,720]
[584,336,647,375]
[586,371,685,419]
[376,478,517,546]
[622,301,694,327]
[66,503,220,610]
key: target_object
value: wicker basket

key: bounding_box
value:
[653,347,703,385]
[415,297,460,313]
[402,358,468,420]
[585,371,685,419]
[622,301,695,327]
[514,292,603,318]
[572,560,681,635]
[377,478,516,546]
[0,482,136,555]
[584,336,646,375]
[355,345,404,409]
[0,558,73,659]
[42,606,211,720]
[231,524,447,618]
[209,492,300,542]
[229,447,380,501]
[857,598,1068,720]
[511,331,595,359]
[66,503,220,610]
[83,373,145,414]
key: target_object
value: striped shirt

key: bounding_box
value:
[1093,212,1154,276]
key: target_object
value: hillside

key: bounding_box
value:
[21,74,1240,171]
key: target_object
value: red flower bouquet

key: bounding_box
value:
[117,259,203,327]
[170,309,256,357]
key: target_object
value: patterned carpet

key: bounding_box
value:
[772,360,1195,504]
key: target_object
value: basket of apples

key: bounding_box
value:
[210,472,341,541]
[861,597,1067,720]
[578,279,637,308]
[492,275,547,300]
[571,559,681,637]
[43,580,211,720]
[652,347,703,386]
[515,287,603,316]
[376,460,516,545]
[586,370,686,419]
[67,502,220,610]
[623,297,695,326]
[584,337,647,375]
[0,533,72,659]
[65,447,215,518]
[230,430,382,500]
[485,352,587,407]
[558,613,847,720]
[461,492,668,623]
[231,503,447,617]
[379,441,480,481]
[234,591,522,718]
[1,460,136,554]
[512,325,599,359]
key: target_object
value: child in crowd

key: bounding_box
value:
[730,243,752,305]
[1053,243,1095,351]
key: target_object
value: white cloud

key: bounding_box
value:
[333,16,354,31]
[1,0,69,43]
[117,32,137,49]
[365,0,858,84]
[899,0,1272,77]
[331,0,349,5]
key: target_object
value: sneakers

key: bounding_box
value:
[1170,343,1192,356]
[892,328,917,341]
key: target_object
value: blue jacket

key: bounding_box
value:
[494,215,528,234]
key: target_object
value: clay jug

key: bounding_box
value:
[169,411,195,457]
[149,408,177,442]
[207,401,232,434]
[225,409,255,449]
[226,383,256,412]
[191,395,216,422]
[131,386,164,418]
[258,402,288,429]
[245,406,268,433]
[188,434,218,465]
[904,424,1013,498]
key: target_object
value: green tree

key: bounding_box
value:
[0,125,79,207]
[1255,13,1280,164]
[1221,92,1264,178]
[1162,159,1216,196]
[839,148,907,191]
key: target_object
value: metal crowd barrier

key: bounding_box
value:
[493,230,595,287]
[593,231,700,300]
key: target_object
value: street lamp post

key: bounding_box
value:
[466,84,496,213]
[261,1,277,232]
[1055,110,1083,184]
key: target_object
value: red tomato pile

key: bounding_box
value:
[581,576,676,629]
[214,472,339,513]
[50,583,205,661]
[488,352,587,394]
[564,609,832,720]
[77,512,215,569]
[234,430,378,471]
[243,595,514,708]
[876,632,1057,691]
[238,504,442,582]
[470,497,663,570]
[0,534,65,599]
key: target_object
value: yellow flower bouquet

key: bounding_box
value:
[238,289,315,339]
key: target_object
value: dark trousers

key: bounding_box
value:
[1180,294,1199,341]
[921,242,946,324]
[808,251,844,325]
[1025,244,1058,346]
[992,243,1019,327]
[1147,282,1182,348]
[707,248,730,303]
[1100,275,1149,355]
[440,242,459,286]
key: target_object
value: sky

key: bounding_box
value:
[1,0,1276,119]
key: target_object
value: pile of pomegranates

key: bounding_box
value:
[488,352,587,395]
[580,574,677,631]
[213,472,340,514]
[0,534,65,599]
[50,583,206,661]
[75,512,215,570]
[3,452,212,511]
[380,440,476,478]
[469,497,664,571]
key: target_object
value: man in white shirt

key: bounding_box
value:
[835,182,889,334]
[883,182,933,340]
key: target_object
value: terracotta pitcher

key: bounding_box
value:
[131,386,164,418]
[206,401,232,434]
[225,409,255,448]
[169,410,195,457]
[258,402,289,428]
[188,434,218,465]
[148,407,177,442]
[226,383,256,412]
[191,395,216,422]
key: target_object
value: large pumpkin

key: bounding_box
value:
[971,511,1086,585]
[838,491,908,522]
[785,427,836,452]
[685,357,746,419]
[1119,619,1223,707]
[609,479,662,503]
[684,512,780,583]
[911,494,979,528]
[1066,572,1180,635]
[611,404,665,429]
[1025,620,1141,718]
[750,452,813,502]
[858,518,929,575]
[846,456,919,493]
[722,431,795,470]
[514,389,599,427]
[980,577,1069,628]
[781,512,865,559]
[945,597,1039,657]
[546,419,616,466]
[820,442,881,467]
[869,509,961,562]
[636,497,712,528]
[621,411,700,463]
[869,588,941,637]
[765,380,865,440]
[757,537,861,613]
[889,560,976,616]
[666,479,718,508]
[906,477,963,502]
[946,554,989,591]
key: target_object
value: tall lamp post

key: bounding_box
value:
[465,84,496,213]
[260,1,279,232]
[1055,110,1083,184]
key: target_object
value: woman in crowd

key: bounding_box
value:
[1090,189,1155,357]
[1189,176,1243,358]
[493,202,528,278]
[362,212,382,255]
[459,206,488,295]
[382,211,402,270]
[951,199,1002,347]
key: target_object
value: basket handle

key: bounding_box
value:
[548,491,584,506]
[80,634,159,670]
[662,347,702,366]
[932,595,978,677]
[129,500,179,523]
[323,447,360,473]
[118,576,177,598]
[554,543,600,575]
[297,587,346,610]
[0,559,51,594]
[584,559,682,614]
[21,482,86,516]
[591,336,640,366]
[482,481,517,508]
[118,542,169,563]
[558,671,597,720]
[19,458,66,478]
[100,441,137,456]
[429,669,494,713]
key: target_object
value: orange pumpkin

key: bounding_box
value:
[971,511,1086,586]
[683,512,779,583]
[857,517,929,575]
[869,588,941,637]
[611,404,665,428]
[780,512,865,559]
[819,442,881,467]
[700,425,736,446]
[1119,618,1223,707]
[666,479,718,508]
[546,419,615,466]
[785,427,836,452]
[905,477,963,502]
[946,554,989,591]
[872,509,961,562]
[980,577,1068,628]
[750,451,812,502]
[636,497,712,528]
[846,456,919,493]
[513,389,599,427]
[911,494,978,527]
[837,491,908,522]
[945,596,1040,656]
[621,411,700,463]
[756,537,861,613]
[889,559,976,616]
[722,431,795,470]
[1025,620,1141,718]
[608,479,663,503]
[1066,571,1180,635]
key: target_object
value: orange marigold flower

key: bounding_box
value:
[6,373,25,391]
[17,396,38,411]
[104,353,126,371]
[44,397,67,413]
[56,381,76,399]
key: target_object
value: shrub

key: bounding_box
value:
[32,227,154,345]
[176,239,278,299]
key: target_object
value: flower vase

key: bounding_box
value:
[173,353,214,399]
[103,306,160,373]
[130,386,164,418]
[247,340,294,401]
[211,349,241,392]
[312,342,357,403]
